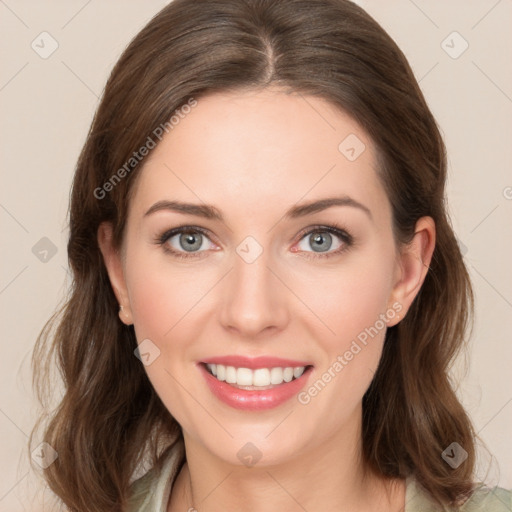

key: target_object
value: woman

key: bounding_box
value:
[30,0,511,510]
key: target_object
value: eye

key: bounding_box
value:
[157,226,216,259]
[294,224,353,259]
[156,223,353,260]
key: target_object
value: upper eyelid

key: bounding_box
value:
[159,225,216,243]
[295,224,350,238]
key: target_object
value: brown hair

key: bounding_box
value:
[30,0,478,510]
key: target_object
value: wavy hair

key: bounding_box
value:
[30,0,477,510]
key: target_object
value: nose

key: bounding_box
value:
[219,246,290,338]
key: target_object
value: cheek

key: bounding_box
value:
[123,251,210,429]
[127,273,173,340]
[125,250,212,341]
[294,252,395,345]
[334,266,393,342]
[292,249,396,398]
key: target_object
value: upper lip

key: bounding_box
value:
[201,355,312,369]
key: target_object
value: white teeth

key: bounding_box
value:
[253,368,270,386]
[293,366,305,378]
[225,366,237,384]
[270,367,284,384]
[236,367,253,386]
[205,364,307,387]
[215,364,225,381]
[283,367,294,382]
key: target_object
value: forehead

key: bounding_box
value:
[129,88,390,226]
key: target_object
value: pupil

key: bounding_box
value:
[311,232,332,252]
[180,233,202,252]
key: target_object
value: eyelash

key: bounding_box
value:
[155,223,354,260]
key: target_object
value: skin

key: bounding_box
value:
[98,87,435,512]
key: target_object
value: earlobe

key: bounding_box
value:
[97,222,134,325]
[387,216,436,327]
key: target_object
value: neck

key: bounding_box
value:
[168,412,404,512]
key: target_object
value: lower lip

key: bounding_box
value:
[199,364,313,411]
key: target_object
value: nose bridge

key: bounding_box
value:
[219,236,289,336]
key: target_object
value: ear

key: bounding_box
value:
[386,216,436,327]
[97,222,133,325]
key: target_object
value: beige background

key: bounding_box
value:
[1,0,511,509]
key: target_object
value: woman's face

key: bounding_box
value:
[101,88,424,467]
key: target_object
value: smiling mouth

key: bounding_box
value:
[202,362,313,390]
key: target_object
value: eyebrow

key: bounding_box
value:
[144,196,372,221]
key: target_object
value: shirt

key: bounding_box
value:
[127,442,511,511]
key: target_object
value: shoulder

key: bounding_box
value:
[126,441,186,512]
[405,476,512,511]
[459,484,512,511]
[126,467,158,512]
